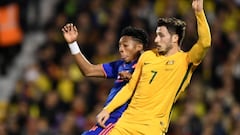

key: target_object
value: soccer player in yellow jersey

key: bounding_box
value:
[96,0,211,134]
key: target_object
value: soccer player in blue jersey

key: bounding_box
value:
[62,24,148,135]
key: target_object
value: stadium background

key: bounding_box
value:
[0,0,240,134]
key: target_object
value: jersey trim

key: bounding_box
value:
[99,123,115,135]
[174,63,193,101]
[101,64,107,78]
[167,63,193,131]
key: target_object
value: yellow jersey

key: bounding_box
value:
[104,11,211,133]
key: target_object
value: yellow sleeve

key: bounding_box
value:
[188,11,211,65]
[104,55,144,113]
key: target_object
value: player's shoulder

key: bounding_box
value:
[137,50,157,63]
[179,50,188,55]
[103,59,125,67]
[142,50,156,57]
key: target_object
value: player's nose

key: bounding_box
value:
[119,45,124,52]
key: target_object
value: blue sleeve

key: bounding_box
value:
[102,60,123,79]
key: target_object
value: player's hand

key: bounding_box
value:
[192,0,203,12]
[118,71,132,81]
[62,23,78,44]
[96,109,110,128]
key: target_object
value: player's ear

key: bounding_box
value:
[172,34,179,44]
[136,44,143,51]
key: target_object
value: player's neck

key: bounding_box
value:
[164,46,180,57]
[125,57,139,64]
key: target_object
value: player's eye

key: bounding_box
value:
[123,44,128,47]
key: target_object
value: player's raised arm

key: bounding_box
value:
[188,0,211,65]
[62,23,105,77]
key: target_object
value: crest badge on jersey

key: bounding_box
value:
[166,60,174,65]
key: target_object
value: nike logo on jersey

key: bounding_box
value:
[144,62,150,65]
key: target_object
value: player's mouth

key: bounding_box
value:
[155,45,166,54]
[121,55,129,61]
[121,55,127,60]
[155,45,161,50]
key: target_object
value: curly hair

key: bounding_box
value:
[120,26,149,50]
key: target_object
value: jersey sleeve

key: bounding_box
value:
[104,54,145,113]
[102,60,122,79]
[187,11,211,65]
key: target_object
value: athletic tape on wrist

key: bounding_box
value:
[68,41,80,55]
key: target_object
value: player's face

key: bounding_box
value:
[119,36,143,63]
[154,26,174,55]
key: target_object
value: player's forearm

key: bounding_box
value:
[104,83,134,113]
[195,11,211,48]
[69,42,105,77]
[188,11,211,64]
[74,53,96,76]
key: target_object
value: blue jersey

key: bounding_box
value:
[102,59,137,118]
[82,59,137,135]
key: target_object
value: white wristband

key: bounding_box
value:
[68,41,80,55]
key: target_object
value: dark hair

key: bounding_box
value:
[157,17,186,46]
[120,26,148,49]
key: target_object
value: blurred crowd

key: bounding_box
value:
[1,0,240,135]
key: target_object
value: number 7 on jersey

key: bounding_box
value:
[149,70,157,84]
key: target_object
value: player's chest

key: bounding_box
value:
[141,56,188,78]
[143,57,184,70]
[118,63,135,73]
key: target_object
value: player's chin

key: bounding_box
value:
[155,48,166,55]
[155,47,162,52]
[122,57,130,63]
